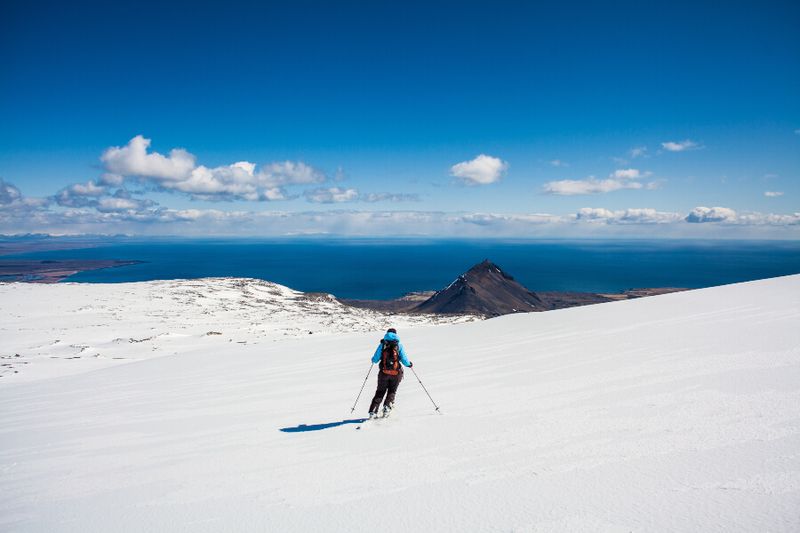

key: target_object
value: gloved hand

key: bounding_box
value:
[409,361,413,368]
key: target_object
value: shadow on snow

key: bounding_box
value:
[280,418,367,433]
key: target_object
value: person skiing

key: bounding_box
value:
[368,328,412,418]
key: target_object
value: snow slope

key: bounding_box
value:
[0,278,473,382]
[1,275,799,532]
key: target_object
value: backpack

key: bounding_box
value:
[380,339,400,376]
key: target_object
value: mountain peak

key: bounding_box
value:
[467,259,496,273]
[469,257,507,272]
[414,260,544,317]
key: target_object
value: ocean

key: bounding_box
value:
[8,239,800,300]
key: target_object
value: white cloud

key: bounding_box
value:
[544,168,657,195]
[578,207,799,227]
[460,213,562,227]
[54,180,109,207]
[360,192,420,203]
[572,207,798,228]
[576,207,682,224]
[259,161,325,187]
[175,162,290,201]
[764,191,784,197]
[735,212,800,225]
[543,178,643,195]
[685,206,738,223]
[612,168,647,179]
[52,178,161,212]
[575,207,616,220]
[96,197,156,213]
[99,135,326,201]
[0,179,51,222]
[101,135,195,180]
[89,136,421,206]
[629,146,648,158]
[304,187,359,203]
[661,139,700,152]
[69,180,106,196]
[581,208,671,224]
[302,188,420,204]
[450,154,508,185]
[549,159,568,167]
[99,173,125,186]
[0,178,23,205]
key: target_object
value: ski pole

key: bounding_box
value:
[350,363,374,414]
[410,366,441,413]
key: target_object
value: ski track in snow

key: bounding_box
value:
[1,275,800,532]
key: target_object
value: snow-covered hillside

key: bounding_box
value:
[0,278,474,382]
[1,275,799,532]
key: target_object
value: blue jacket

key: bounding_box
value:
[372,331,411,367]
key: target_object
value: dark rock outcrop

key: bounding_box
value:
[413,260,547,316]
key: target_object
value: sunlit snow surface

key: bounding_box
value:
[1,276,799,532]
[0,278,474,382]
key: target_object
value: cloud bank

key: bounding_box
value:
[100,135,326,201]
[576,208,682,224]
[2,135,797,238]
[303,187,359,203]
[43,135,425,210]
[3,176,798,239]
[685,206,738,223]
[543,169,657,195]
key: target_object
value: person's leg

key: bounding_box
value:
[384,372,403,409]
[368,373,389,414]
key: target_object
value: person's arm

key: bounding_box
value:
[399,344,412,367]
[371,341,383,364]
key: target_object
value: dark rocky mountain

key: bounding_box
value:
[413,260,548,316]
[342,260,686,317]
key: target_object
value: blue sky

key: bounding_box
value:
[1,1,798,237]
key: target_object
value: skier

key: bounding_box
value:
[368,328,413,418]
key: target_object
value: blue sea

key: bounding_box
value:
[8,239,800,300]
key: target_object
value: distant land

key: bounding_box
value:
[0,260,144,283]
[0,234,124,256]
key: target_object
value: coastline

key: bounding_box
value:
[0,260,144,283]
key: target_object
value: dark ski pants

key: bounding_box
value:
[369,370,403,413]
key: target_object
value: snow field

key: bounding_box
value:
[0,277,473,382]
[1,275,799,531]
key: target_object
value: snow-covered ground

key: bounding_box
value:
[0,278,474,382]
[1,275,799,531]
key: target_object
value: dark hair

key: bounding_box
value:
[387,328,397,334]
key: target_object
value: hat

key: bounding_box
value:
[387,328,397,334]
